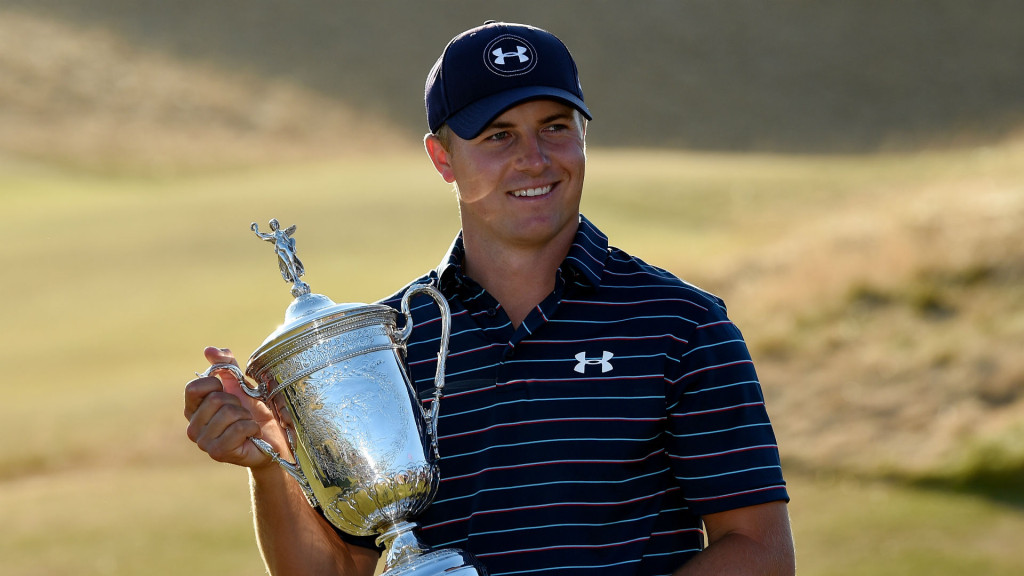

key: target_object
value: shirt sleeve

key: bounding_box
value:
[665,304,790,516]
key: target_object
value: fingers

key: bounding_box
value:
[202,346,252,397]
[204,346,237,366]
[185,385,267,467]
[184,346,273,468]
[184,375,221,420]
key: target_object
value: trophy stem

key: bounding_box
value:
[377,521,429,573]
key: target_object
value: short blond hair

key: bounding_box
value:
[435,123,454,153]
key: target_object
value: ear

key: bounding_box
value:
[424,134,457,183]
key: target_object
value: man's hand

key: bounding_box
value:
[184,347,289,469]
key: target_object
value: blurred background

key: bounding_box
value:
[2,1,1022,575]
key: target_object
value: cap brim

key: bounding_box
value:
[446,86,592,140]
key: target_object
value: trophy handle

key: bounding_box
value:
[198,363,318,506]
[201,362,266,400]
[399,283,451,460]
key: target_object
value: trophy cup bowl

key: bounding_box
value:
[201,220,486,575]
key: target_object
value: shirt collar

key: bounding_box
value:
[434,235,467,296]
[434,214,608,296]
[565,214,609,288]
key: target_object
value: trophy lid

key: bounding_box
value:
[249,292,394,367]
[258,291,376,347]
[246,220,397,376]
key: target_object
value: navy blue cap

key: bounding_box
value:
[425,21,592,139]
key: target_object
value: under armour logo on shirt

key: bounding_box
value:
[492,45,529,65]
[574,351,614,374]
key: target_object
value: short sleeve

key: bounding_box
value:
[665,309,789,516]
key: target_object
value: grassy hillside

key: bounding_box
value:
[2,0,1023,169]
[0,10,412,170]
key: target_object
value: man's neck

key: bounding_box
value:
[461,225,578,329]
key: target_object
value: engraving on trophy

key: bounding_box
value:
[270,325,392,397]
[293,358,408,484]
[296,327,379,372]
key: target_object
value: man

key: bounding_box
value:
[184,21,795,576]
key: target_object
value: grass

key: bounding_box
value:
[788,472,1024,576]
[0,462,266,576]
[2,143,1023,574]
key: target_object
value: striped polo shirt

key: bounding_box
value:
[373,215,788,575]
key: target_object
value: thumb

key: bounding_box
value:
[204,346,238,367]
[202,346,248,398]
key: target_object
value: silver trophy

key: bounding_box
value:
[201,219,486,575]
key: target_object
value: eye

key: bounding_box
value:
[485,130,511,141]
[543,120,578,136]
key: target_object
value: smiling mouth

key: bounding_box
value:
[511,185,553,198]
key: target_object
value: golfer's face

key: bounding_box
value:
[446,99,586,251]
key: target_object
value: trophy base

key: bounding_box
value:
[381,548,487,576]
[377,521,486,576]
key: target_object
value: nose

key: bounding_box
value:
[515,133,550,173]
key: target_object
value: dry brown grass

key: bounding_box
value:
[711,142,1024,476]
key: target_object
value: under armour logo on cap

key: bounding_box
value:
[486,35,537,76]
[492,45,528,65]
